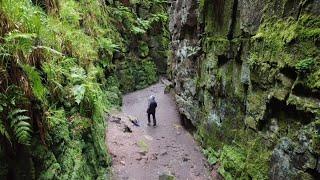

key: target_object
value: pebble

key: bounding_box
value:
[144,135,153,141]
[194,171,201,176]
[151,153,158,160]
[161,151,168,156]
[182,157,190,162]
[138,150,147,156]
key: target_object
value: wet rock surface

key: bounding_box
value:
[169,0,320,179]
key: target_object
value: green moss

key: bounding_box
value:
[287,94,320,115]
[295,57,316,73]
[243,137,271,180]
[203,0,235,38]
[204,37,229,54]
[249,14,320,72]
[307,69,320,89]
[312,120,320,154]
[214,133,271,180]
[59,0,81,26]
[253,18,298,51]
[138,41,150,57]
[31,142,61,179]
[22,64,48,102]
[217,166,233,180]
[296,171,314,180]
[245,92,268,127]
[298,14,320,40]
[0,0,167,178]
[219,145,246,178]
[180,1,320,179]
[245,116,257,130]
[117,60,158,92]
[203,147,219,165]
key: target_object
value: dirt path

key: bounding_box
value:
[107,81,211,180]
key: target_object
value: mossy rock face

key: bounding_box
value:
[138,41,150,58]
[116,59,158,93]
[169,0,320,179]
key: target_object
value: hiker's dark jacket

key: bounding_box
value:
[147,101,157,114]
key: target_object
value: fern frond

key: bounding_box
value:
[21,64,47,101]
[0,119,10,141]
[8,109,28,119]
[10,115,30,127]
[13,121,32,131]
[14,124,32,133]
[8,109,32,145]
[4,32,36,42]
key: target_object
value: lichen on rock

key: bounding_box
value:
[169,0,320,179]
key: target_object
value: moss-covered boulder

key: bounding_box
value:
[169,0,320,179]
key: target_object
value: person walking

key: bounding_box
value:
[147,95,158,127]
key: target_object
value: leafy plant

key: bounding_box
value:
[138,42,149,57]
[98,38,120,55]
[137,140,149,152]
[0,86,32,146]
[8,109,32,145]
[0,0,168,178]
[69,66,87,84]
[59,0,81,26]
[295,57,315,73]
[0,94,10,142]
[46,108,66,129]
[22,64,47,102]
[72,85,85,104]
[0,120,10,142]
[131,26,146,35]
[3,31,36,58]
[202,147,219,165]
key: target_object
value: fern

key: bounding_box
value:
[8,109,32,145]
[60,0,81,25]
[72,84,86,104]
[21,64,47,102]
[98,38,120,55]
[4,31,36,56]
[295,57,315,73]
[0,119,10,142]
[131,26,146,35]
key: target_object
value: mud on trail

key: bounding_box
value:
[106,82,211,180]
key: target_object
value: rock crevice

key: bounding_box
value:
[169,0,320,179]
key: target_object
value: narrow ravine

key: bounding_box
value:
[107,81,211,180]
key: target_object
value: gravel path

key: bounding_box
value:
[107,82,211,180]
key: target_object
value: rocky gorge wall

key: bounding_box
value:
[168,0,320,179]
[114,0,170,92]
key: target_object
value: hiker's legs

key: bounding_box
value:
[152,113,156,126]
[147,113,151,124]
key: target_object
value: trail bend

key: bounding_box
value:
[107,81,211,180]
